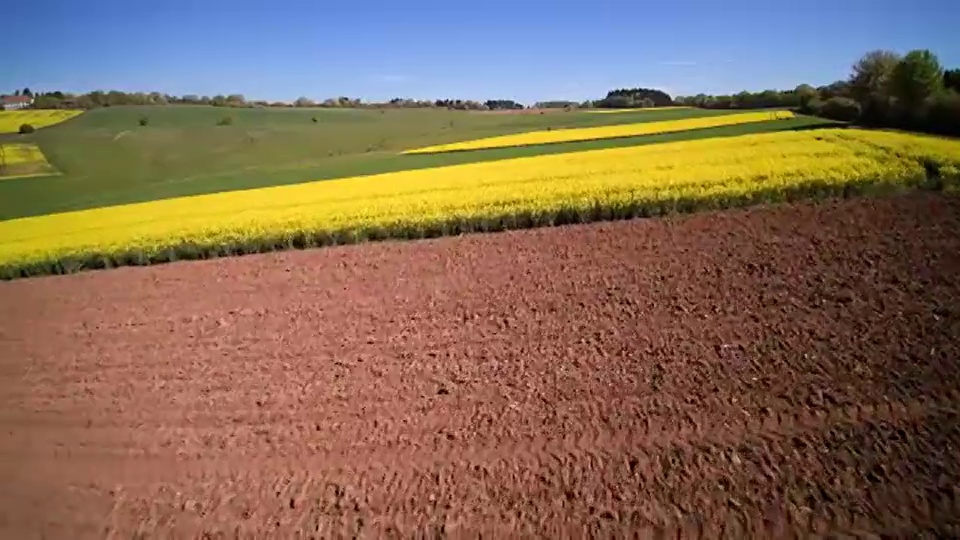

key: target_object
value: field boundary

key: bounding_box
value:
[1,176,953,280]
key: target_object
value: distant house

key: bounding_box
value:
[0,95,33,110]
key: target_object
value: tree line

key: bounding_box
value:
[15,90,530,112]
[675,48,960,135]
[9,48,959,136]
[595,88,673,108]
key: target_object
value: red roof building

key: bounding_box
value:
[0,95,34,110]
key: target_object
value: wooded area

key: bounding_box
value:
[675,49,960,135]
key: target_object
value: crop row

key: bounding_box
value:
[0,110,83,134]
[1,128,958,278]
[402,110,796,153]
[0,144,57,179]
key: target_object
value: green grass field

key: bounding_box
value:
[0,106,836,220]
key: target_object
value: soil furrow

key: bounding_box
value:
[2,193,959,537]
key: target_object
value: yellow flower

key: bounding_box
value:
[0,110,83,134]
[1,128,957,274]
[403,111,796,153]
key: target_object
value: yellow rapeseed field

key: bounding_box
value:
[0,110,83,134]
[1,128,957,276]
[585,106,693,114]
[403,111,795,153]
[0,143,57,179]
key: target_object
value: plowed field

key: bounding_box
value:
[2,194,959,537]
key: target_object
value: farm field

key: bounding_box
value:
[585,106,693,113]
[2,194,959,537]
[2,127,958,278]
[0,105,834,220]
[0,109,83,133]
[6,0,960,535]
[0,143,58,179]
[403,110,795,153]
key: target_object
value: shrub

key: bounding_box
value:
[858,94,894,126]
[923,90,960,136]
[139,117,149,127]
[820,97,861,122]
[18,124,35,134]
[801,98,824,116]
[312,117,318,123]
[217,116,234,126]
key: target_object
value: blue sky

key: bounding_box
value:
[4,0,959,104]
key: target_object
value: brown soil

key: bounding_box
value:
[2,194,960,538]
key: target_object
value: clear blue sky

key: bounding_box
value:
[4,0,959,104]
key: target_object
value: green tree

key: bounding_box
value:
[925,90,960,135]
[849,50,900,101]
[794,84,818,108]
[820,97,861,122]
[890,49,943,108]
[32,94,63,109]
[88,90,106,107]
[944,69,960,93]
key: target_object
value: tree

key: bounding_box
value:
[88,90,106,107]
[22,88,32,97]
[794,84,818,108]
[818,80,850,100]
[13,90,20,96]
[294,97,315,107]
[820,97,861,122]
[485,99,524,110]
[890,49,943,108]
[226,94,246,106]
[73,94,94,109]
[849,50,900,101]
[596,87,673,108]
[32,94,64,109]
[944,69,960,93]
[925,90,960,136]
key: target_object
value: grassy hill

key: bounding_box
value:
[0,106,835,220]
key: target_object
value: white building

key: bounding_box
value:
[0,95,34,110]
